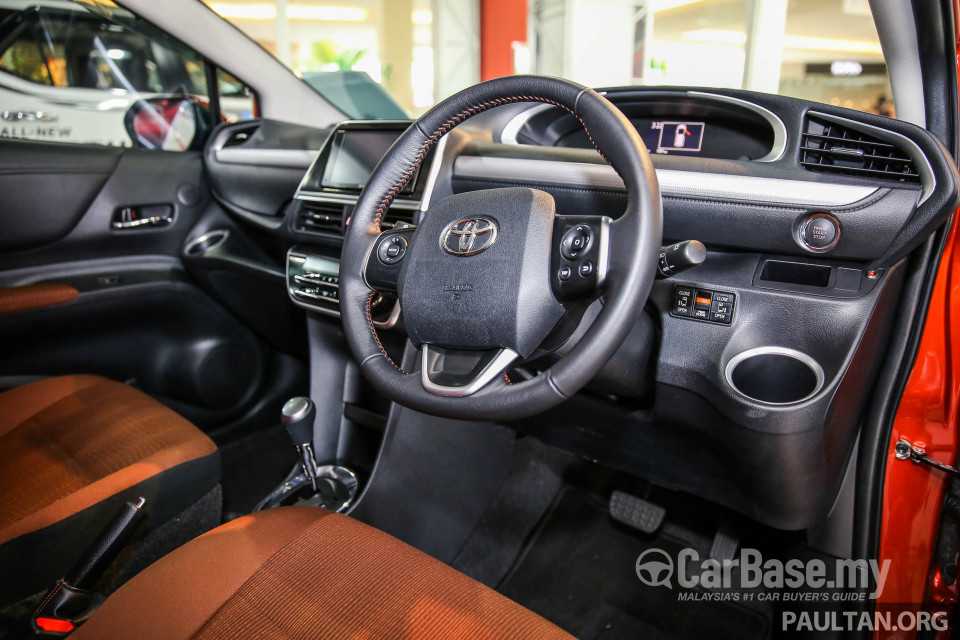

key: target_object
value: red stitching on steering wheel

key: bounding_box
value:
[364,93,609,375]
[365,291,406,373]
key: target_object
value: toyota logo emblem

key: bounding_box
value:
[440,218,498,256]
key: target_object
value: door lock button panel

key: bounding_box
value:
[671,285,736,324]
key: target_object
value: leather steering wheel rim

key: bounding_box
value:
[339,75,662,421]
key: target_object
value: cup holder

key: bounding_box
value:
[185,230,228,256]
[724,347,824,405]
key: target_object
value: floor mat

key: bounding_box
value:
[219,425,298,518]
[498,489,770,640]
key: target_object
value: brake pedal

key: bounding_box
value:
[709,523,739,561]
[609,490,665,534]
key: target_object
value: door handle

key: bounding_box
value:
[111,205,174,230]
[112,216,172,230]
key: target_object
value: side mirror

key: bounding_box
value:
[123,96,211,151]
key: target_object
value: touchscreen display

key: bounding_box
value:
[319,129,403,191]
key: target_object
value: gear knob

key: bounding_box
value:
[281,396,316,447]
[282,397,320,492]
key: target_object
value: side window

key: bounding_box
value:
[0,3,253,147]
[218,69,257,123]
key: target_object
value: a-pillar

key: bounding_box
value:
[380,0,416,113]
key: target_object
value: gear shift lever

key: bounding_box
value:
[255,397,359,512]
[281,396,320,492]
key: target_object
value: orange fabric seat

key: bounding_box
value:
[0,375,219,605]
[74,506,574,640]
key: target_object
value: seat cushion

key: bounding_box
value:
[0,375,217,545]
[0,375,220,605]
[74,507,574,640]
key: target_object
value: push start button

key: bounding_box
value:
[799,213,840,253]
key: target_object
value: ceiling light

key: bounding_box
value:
[783,35,882,55]
[208,3,368,22]
[681,29,746,45]
[412,9,432,25]
[830,61,863,76]
[286,6,367,21]
[652,0,706,12]
[208,3,276,20]
[681,29,883,54]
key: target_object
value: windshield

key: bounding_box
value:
[203,0,892,119]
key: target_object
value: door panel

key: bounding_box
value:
[0,139,306,434]
[0,140,121,252]
[0,139,209,269]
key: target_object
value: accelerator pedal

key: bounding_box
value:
[709,522,739,561]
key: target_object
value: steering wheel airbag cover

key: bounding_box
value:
[399,187,563,358]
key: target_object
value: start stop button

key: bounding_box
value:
[799,213,840,252]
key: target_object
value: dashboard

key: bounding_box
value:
[203,85,959,533]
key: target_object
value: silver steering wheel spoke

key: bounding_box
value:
[420,345,519,397]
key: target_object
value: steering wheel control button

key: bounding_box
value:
[560,224,594,260]
[551,216,611,301]
[377,235,408,265]
[671,286,735,324]
[799,213,840,252]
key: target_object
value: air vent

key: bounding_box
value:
[295,201,344,235]
[381,207,416,229]
[800,115,919,183]
[222,124,259,147]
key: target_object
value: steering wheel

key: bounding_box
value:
[340,76,662,421]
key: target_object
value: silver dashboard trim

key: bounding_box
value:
[214,148,317,169]
[295,192,422,210]
[418,133,450,212]
[293,124,339,197]
[453,156,879,208]
[500,104,554,145]
[596,216,611,288]
[806,111,934,205]
[294,120,430,208]
[420,346,519,397]
[686,91,788,162]
[293,121,448,214]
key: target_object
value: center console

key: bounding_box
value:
[286,246,400,327]
[282,120,440,327]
